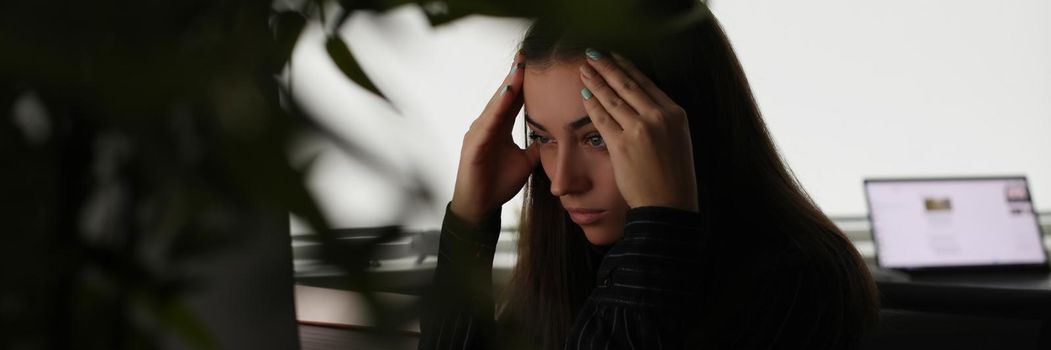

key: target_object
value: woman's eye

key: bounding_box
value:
[528,132,552,144]
[586,134,605,148]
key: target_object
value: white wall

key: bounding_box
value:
[713,0,1051,217]
[289,1,1051,232]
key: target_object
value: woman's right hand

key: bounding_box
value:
[450,53,540,227]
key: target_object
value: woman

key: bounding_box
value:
[419,1,879,349]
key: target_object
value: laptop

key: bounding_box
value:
[864,176,1051,289]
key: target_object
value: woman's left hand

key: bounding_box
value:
[579,49,699,212]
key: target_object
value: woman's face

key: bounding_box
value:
[523,60,630,245]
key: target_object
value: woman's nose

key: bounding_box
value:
[549,150,590,197]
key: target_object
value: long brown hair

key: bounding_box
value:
[497,1,879,348]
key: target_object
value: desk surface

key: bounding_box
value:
[877,277,1051,320]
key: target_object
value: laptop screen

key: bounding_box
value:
[865,177,1047,269]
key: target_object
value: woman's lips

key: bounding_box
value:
[566,208,606,225]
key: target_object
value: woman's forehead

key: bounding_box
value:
[522,63,588,130]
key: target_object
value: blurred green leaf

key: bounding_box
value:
[149,296,218,350]
[332,0,416,30]
[324,35,390,103]
[417,0,511,26]
[273,11,307,72]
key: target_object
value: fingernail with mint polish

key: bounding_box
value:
[581,87,593,100]
[510,62,524,74]
[500,85,511,96]
[585,48,603,60]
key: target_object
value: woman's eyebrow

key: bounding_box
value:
[524,114,593,132]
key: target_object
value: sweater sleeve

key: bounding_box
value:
[417,201,502,350]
